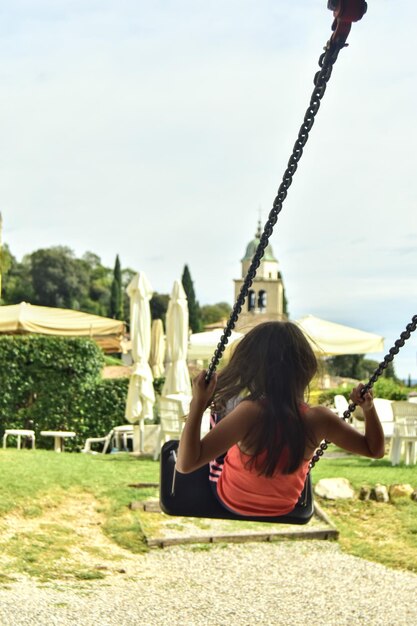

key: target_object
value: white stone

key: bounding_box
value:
[371,484,389,503]
[314,477,355,500]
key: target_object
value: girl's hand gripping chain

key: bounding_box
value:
[349,383,374,412]
[191,371,217,411]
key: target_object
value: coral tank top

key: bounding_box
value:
[216,444,310,517]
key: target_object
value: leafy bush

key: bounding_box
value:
[316,379,408,406]
[317,387,350,406]
[0,336,129,450]
[372,377,407,400]
[152,376,165,397]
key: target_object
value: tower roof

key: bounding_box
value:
[241,221,278,262]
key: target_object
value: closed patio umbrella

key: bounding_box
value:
[149,319,165,378]
[125,272,155,453]
[162,280,191,397]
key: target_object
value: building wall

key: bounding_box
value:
[241,259,280,280]
[233,277,285,332]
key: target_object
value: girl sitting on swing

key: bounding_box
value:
[176,321,385,518]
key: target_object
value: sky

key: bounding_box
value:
[1,1,416,380]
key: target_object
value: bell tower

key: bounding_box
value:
[233,221,286,331]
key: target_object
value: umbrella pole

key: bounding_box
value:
[140,418,145,454]
[132,423,142,454]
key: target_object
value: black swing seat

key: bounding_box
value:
[159,440,314,525]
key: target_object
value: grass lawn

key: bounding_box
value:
[0,448,416,581]
[0,449,156,582]
[313,450,417,573]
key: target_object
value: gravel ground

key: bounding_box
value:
[0,541,416,626]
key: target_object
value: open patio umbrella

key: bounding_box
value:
[295,314,384,355]
[162,280,192,397]
[125,272,155,453]
[187,328,244,361]
[0,302,125,352]
[149,319,165,378]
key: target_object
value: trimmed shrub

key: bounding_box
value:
[0,335,129,450]
[71,378,130,447]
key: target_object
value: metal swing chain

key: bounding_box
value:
[309,314,417,470]
[205,38,346,383]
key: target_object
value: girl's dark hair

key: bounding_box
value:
[213,321,318,476]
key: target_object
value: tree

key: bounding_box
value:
[278,272,289,318]
[200,302,232,326]
[326,355,364,379]
[0,244,12,302]
[78,252,112,316]
[282,286,289,318]
[382,360,399,382]
[109,255,124,320]
[2,245,116,315]
[0,245,35,304]
[360,358,380,380]
[2,244,130,318]
[121,267,136,324]
[326,354,398,382]
[150,293,170,325]
[181,265,201,333]
[29,247,90,309]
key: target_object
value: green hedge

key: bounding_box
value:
[318,379,408,406]
[74,378,129,444]
[0,335,129,450]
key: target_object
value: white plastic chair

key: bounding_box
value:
[390,402,417,465]
[333,394,365,432]
[334,394,349,417]
[390,417,417,465]
[391,400,417,419]
[153,397,185,460]
[82,425,134,454]
[373,398,394,439]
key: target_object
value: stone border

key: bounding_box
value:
[138,499,339,548]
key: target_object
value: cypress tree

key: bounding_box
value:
[181,264,201,333]
[383,360,398,381]
[109,254,123,320]
[278,271,289,318]
[282,286,289,318]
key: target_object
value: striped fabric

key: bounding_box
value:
[208,408,225,483]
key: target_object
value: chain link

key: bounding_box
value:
[205,39,346,382]
[308,314,417,471]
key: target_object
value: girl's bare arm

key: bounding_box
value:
[176,371,259,473]
[309,384,385,459]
